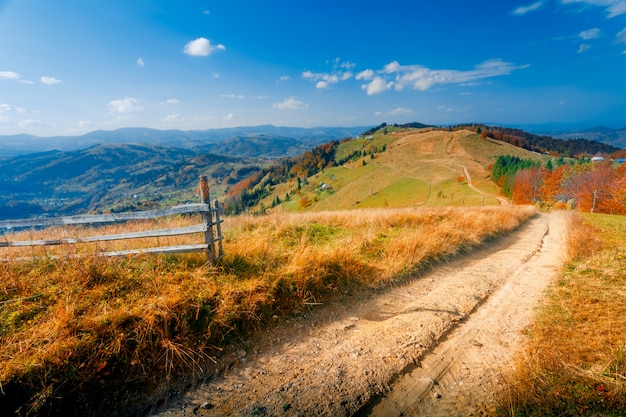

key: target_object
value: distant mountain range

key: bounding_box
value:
[0,123,623,220]
[0,125,369,220]
[0,125,369,159]
[500,123,626,150]
[552,126,626,150]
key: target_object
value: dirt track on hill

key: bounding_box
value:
[154,211,568,417]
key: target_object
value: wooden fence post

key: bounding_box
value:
[214,200,224,260]
[199,176,216,264]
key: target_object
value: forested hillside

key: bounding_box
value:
[453,124,623,157]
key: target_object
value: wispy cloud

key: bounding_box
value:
[512,1,544,15]
[136,57,144,67]
[162,114,183,122]
[0,103,26,113]
[375,107,413,117]
[562,0,626,18]
[577,42,593,52]
[162,98,181,105]
[357,59,528,95]
[40,76,63,85]
[617,27,626,48]
[272,97,308,110]
[303,58,354,89]
[184,37,226,57]
[108,97,143,113]
[0,71,20,80]
[221,94,245,99]
[580,28,602,39]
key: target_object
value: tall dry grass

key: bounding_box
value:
[497,212,626,416]
[0,205,535,416]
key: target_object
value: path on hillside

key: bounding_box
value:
[445,133,510,206]
[461,165,510,205]
[154,212,568,417]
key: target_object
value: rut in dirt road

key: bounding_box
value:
[360,211,568,416]
[156,212,567,417]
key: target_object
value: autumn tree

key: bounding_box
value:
[537,165,566,207]
[512,167,542,204]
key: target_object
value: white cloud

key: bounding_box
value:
[358,59,527,95]
[562,0,626,18]
[0,71,19,79]
[272,97,308,110]
[277,75,290,82]
[137,57,144,67]
[617,27,626,44]
[361,77,393,95]
[302,59,354,89]
[184,37,226,56]
[162,114,182,122]
[221,94,245,99]
[577,42,593,52]
[40,76,63,85]
[203,9,210,15]
[512,1,544,15]
[162,98,181,105]
[580,28,601,39]
[356,69,375,80]
[19,79,34,85]
[108,97,143,113]
[389,107,412,115]
[223,113,235,121]
[0,103,26,113]
[376,107,413,117]
[19,119,44,128]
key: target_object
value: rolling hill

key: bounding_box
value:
[231,127,556,214]
[0,143,255,220]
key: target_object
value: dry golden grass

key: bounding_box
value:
[0,205,535,416]
[497,212,626,416]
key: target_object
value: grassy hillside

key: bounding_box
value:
[255,128,552,214]
[0,205,535,416]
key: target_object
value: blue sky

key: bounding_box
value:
[1,0,626,137]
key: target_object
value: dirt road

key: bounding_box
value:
[155,211,568,417]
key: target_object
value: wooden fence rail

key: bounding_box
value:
[0,176,224,264]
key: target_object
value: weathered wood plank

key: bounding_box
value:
[100,244,210,257]
[1,244,211,262]
[0,204,212,230]
[2,224,208,247]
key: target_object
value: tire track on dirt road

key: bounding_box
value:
[155,212,568,417]
[360,211,568,416]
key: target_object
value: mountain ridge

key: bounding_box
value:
[0,125,370,158]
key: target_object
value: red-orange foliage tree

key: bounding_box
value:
[537,166,566,207]
[512,167,542,204]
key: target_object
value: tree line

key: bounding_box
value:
[452,124,622,158]
[494,155,626,214]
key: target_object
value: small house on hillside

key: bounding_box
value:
[591,156,605,162]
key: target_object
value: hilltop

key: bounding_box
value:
[225,127,560,215]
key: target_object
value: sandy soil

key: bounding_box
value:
[153,211,568,417]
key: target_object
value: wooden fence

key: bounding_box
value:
[0,176,224,264]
